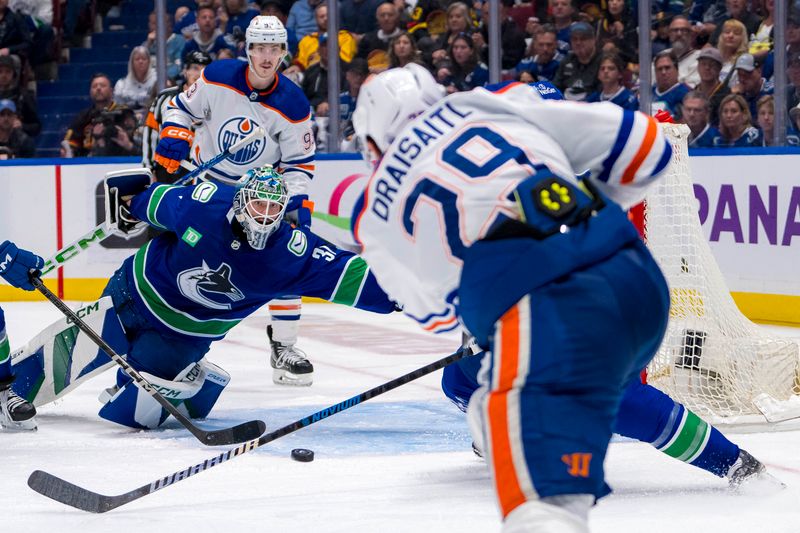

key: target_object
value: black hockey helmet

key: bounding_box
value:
[183,50,213,68]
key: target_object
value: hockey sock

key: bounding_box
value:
[616,381,739,477]
[269,297,301,344]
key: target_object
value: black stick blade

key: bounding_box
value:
[28,470,119,513]
[202,419,266,446]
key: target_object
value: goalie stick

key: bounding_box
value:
[41,127,267,275]
[27,347,473,513]
[31,277,267,446]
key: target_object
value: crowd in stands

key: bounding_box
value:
[0,0,799,158]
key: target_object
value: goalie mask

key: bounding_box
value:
[352,63,445,166]
[233,166,289,250]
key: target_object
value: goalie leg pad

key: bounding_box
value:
[10,296,128,406]
[98,359,230,429]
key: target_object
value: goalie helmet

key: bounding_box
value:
[233,165,289,250]
[352,63,445,165]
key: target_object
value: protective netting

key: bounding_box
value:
[644,123,800,425]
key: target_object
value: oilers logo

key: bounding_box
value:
[218,117,265,165]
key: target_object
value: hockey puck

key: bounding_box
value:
[291,448,315,462]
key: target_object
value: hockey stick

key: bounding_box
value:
[41,127,267,275]
[31,277,267,446]
[27,348,470,513]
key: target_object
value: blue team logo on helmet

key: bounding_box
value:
[217,117,265,165]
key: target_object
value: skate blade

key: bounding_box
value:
[272,369,313,387]
[0,418,38,432]
[731,472,786,495]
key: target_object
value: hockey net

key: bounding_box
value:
[643,123,800,429]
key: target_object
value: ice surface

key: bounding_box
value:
[3,302,800,532]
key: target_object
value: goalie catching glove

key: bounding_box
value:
[104,168,153,238]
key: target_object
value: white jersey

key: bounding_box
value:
[163,59,315,196]
[354,82,672,333]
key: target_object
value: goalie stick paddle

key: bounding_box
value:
[27,348,471,513]
[41,127,267,275]
[31,277,266,446]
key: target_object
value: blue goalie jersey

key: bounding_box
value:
[126,181,395,340]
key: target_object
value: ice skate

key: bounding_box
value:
[0,380,37,431]
[267,325,313,386]
[726,449,785,493]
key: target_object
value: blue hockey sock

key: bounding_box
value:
[616,380,739,477]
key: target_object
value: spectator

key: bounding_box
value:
[181,5,235,62]
[595,0,637,63]
[666,15,701,87]
[357,2,403,59]
[11,0,55,78]
[339,57,369,150]
[287,3,357,75]
[652,50,691,117]
[472,0,527,71]
[0,0,32,61]
[682,91,719,147]
[63,73,131,157]
[302,33,343,116]
[586,52,637,110]
[286,0,321,41]
[173,1,207,38]
[114,46,157,112]
[717,18,748,86]
[553,21,601,101]
[388,32,424,68]
[516,24,563,81]
[709,0,761,47]
[650,11,672,56]
[787,53,800,113]
[261,0,298,55]
[439,33,487,93]
[0,99,33,157]
[548,0,576,56]
[713,93,761,147]
[693,47,729,126]
[732,53,773,119]
[143,11,184,81]
[367,48,390,73]
[756,95,799,146]
[428,2,473,67]
[89,106,139,157]
[340,0,385,38]
[749,0,774,60]
[0,54,38,136]
[789,101,800,141]
[218,0,259,45]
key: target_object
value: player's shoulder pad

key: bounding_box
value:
[264,73,312,123]
[201,58,247,87]
[187,179,237,204]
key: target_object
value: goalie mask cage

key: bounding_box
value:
[643,123,800,431]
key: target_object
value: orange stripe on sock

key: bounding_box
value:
[269,304,301,311]
[423,315,457,332]
[487,304,527,517]
[621,116,657,184]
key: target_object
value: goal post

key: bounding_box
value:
[642,123,800,430]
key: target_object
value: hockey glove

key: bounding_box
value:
[104,168,153,237]
[0,240,44,291]
[285,194,314,228]
[154,123,194,174]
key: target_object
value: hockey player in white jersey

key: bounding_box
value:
[352,65,673,532]
[155,16,317,386]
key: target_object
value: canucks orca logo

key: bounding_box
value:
[177,261,245,310]
[218,117,265,165]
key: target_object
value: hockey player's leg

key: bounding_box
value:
[1,307,36,431]
[98,358,230,429]
[616,381,783,489]
[267,297,313,386]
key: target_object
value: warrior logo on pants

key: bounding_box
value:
[177,261,245,310]
[218,117,265,165]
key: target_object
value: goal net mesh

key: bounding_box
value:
[643,123,800,425]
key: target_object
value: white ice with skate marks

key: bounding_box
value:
[3,302,800,532]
